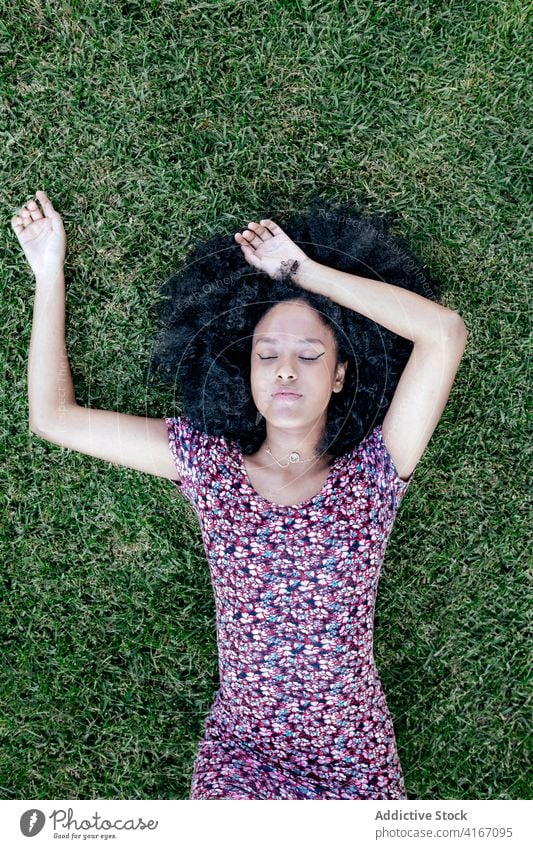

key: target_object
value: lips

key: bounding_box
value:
[272,391,302,399]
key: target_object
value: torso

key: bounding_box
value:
[167,415,411,799]
[243,452,334,506]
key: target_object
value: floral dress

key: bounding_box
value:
[165,415,416,800]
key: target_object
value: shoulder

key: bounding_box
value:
[165,414,231,462]
[164,414,235,501]
[343,422,416,505]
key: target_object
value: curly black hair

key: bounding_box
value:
[149,194,442,459]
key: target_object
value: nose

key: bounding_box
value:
[276,353,298,380]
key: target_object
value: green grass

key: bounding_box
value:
[1,0,529,799]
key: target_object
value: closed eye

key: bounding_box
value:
[257,353,325,361]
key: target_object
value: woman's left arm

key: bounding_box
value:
[235,220,468,482]
[294,259,469,481]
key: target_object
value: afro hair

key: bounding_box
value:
[149,194,442,459]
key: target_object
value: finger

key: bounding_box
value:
[11,214,24,233]
[235,231,260,253]
[247,222,271,241]
[238,242,261,269]
[259,219,283,235]
[36,190,56,216]
[242,228,262,248]
[27,199,44,221]
[11,206,32,229]
[235,232,256,251]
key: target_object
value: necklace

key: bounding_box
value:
[265,445,318,468]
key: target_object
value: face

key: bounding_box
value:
[250,300,348,435]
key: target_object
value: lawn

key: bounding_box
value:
[1,0,529,800]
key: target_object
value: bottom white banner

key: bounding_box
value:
[1,799,530,849]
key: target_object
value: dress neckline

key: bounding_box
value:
[235,444,341,510]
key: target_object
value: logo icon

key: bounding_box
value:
[20,809,46,837]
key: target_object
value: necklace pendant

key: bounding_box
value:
[288,451,300,463]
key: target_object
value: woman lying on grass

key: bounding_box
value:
[12,189,467,799]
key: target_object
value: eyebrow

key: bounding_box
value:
[254,336,325,346]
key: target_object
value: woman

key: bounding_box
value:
[12,190,468,799]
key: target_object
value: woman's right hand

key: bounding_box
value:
[11,190,66,280]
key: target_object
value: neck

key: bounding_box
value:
[261,419,330,472]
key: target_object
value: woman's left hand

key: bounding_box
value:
[234,219,310,281]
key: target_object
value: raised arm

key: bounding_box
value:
[12,191,178,481]
[291,257,468,480]
[33,405,179,482]
[236,218,468,480]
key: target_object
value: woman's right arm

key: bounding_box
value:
[32,407,179,481]
[14,191,178,482]
[27,268,178,480]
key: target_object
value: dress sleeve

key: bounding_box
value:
[164,415,203,504]
[360,422,417,512]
